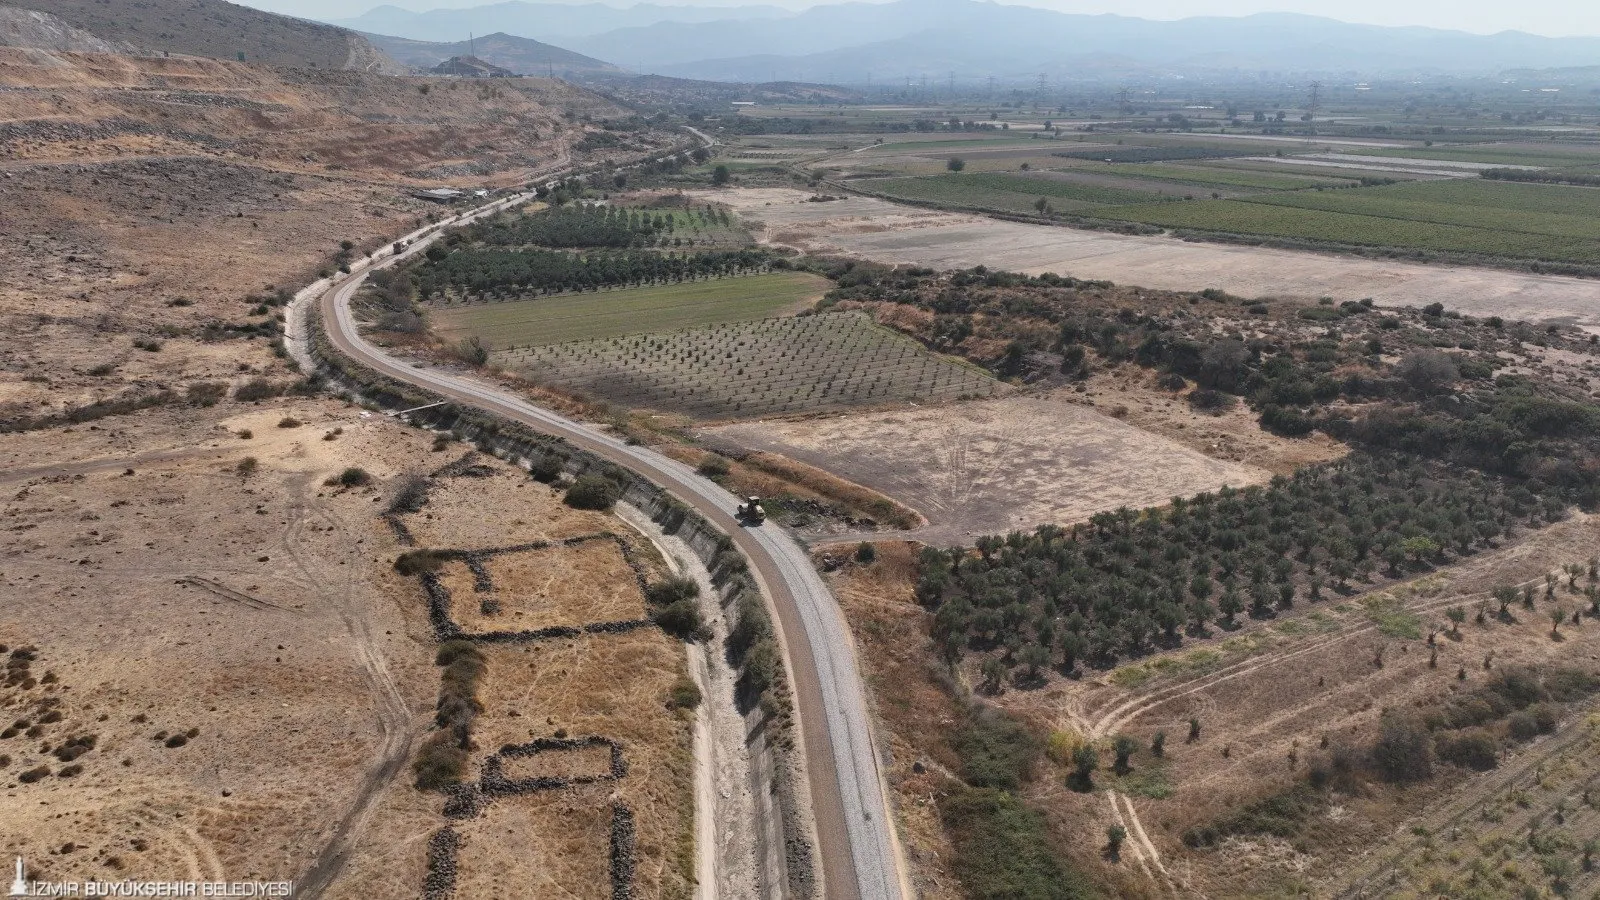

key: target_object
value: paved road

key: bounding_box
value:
[296,183,907,900]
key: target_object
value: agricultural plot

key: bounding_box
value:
[494,312,1004,420]
[860,172,1167,215]
[1092,162,1355,191]
[427,271,829,348]
[705,393,1269,539]
[1361,142,1600,168]
[1095,196,1600,264]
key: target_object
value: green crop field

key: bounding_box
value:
[493,312,1004,419]
[1095,162,1355,191]
[872,136,1054,152]
[428,271,830,349]
[1359,143,1600,168]
[1244,181,1600,240]
[861,172,1167,214]
[1096,197,1600,263]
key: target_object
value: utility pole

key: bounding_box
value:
[987,74,995,98]
[948,70,954,98]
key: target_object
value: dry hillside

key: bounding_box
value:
[1,0,395,71]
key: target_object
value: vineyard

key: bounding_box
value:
[494,312,1004,419]
[861,172,1168,215]
[428,271,829,348]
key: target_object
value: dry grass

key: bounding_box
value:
[444,540,649,634]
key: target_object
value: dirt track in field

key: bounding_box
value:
[711,188,1600,328]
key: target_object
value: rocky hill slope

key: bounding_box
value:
[2,0,400,71]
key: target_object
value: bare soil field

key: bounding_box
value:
[439,538,651,634]
[0,399,440,888]
[709,187,1600,328]
[705,394,1269,542]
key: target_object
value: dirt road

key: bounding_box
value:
[289,196,908,900]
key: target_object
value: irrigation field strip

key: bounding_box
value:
[492,313,1002,417]
[1338,708,1600,898]
[1088,558,1580,740]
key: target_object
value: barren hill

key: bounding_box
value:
[365,31,623,79]
[2,0,399,71]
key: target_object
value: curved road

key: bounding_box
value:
[293,182,908,900]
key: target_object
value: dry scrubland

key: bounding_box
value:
[711,188,1600,328]
[330,456,697,900]
[0,400,440,887]
[826,515,1600,898]
[0,46,635,421]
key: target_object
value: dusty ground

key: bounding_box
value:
[707,187,1600,328]
[824,514,1600,899]
[0,47,649,419]
[0,398,438,887]
[330,459,699,900]
[705,394,1269,543]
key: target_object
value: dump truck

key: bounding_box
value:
[736,496,766,526]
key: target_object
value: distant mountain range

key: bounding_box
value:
[328,0,1600,82]
[365,30,623,77]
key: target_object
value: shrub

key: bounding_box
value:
[695,454,730,478]
[234,378,284,402]
[646,577,700,607]
[394,549,448,576]
[953,706,1039,791]
[236,429,253,439]
[414,731,467,790]
[529,455,565,483]
[1436,729,1498,770]
[185,382,228,407]
[387,474,430,514]
[564,474,620,510]
[18,765,50,783]
[940,787,1094,900]
[946,157,966,172]
[337,467,371,487]
[855,542,877,564]
[277,417,301,429]
[654,599,704,639]
[164,734,188,748]
[668,676,702,710]
[1371,712,1433,783]
[1187,387,1235,413]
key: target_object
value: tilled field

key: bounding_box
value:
[495,311,1004,419]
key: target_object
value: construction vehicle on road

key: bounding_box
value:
[736,496,766,526]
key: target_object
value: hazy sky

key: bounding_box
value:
[239,0,1600,38]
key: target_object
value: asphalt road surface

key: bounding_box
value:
[301,195,908,900]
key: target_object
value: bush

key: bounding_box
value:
[338,467,371,487]
[530,455,565,483]
[1436,728,1498,770]
[1371,712,1433,783]
[940,787,1095,900]
[236,457,259,477]
[952,706,1039,791]
[654,599,704,639]
[18,765,50,784]
[277,417,302,429]
[564,474,620,510]
[387,474,430,514]
[414,731,467,790]
[1187,387,1235,413]
[185,382,228,407]
[696,454,730,478]
[394,549,448,576]
[668,676,702,710]
[646,577,700,607]
[234,378,284,402]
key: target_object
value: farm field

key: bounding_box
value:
[864,171,1167,208]
[426,271,830,348]
[1359,142,1600,167]
[494,311,1003,420]
[704,393,1270,540]
[710,187,1600,327]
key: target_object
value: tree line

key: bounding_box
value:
[916,454,1557,674]
[413,247,774,298]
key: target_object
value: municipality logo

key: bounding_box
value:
[10,857,26,898]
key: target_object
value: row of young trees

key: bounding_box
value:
[413,248,773,298]
[916,454,1558,673]
[463,204,733,250]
